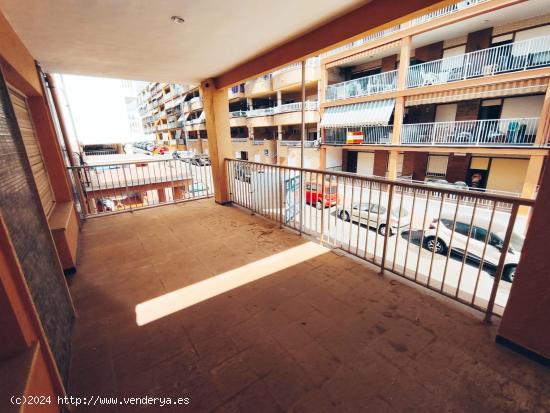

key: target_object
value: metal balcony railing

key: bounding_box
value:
[230,110,247,118]
[69,159,214,218]
[279,140,316,147]
[246,107,275,118]
[275,101,318,113]
[231,137,248,142]
[407,35,550,88]
[400,118,540,146]
[324,126,393,145]
[226,158,534,321]
[320,0,488,58]
[326,70,398,101]
[271,57,320,75]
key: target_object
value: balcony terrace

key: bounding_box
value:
[407,35,550,88]
[401,117,540,146]
[69,197,549,412]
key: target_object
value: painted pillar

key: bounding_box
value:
[391,36,411,145]
[387,150,399,180]
[201,79,232,204]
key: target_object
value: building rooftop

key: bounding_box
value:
[69,199,550,412]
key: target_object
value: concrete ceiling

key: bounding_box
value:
[0,0,367,84]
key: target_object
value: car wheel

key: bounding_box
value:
[502,265,516,283]
[316,200,323,210]
[424,236,447,254]
[339,210,350,222]
[378,224,393,236]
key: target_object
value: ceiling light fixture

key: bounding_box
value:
[171,16,185,24]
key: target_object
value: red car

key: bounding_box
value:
[305,182,339,209]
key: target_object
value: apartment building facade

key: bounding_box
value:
[137,82,188,149]
[317,0,550,198]
[229,60,322,167]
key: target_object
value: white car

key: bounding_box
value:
[423,215,523,282]
[338,203,411,236]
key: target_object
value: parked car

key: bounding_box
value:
[305,181,339,209]
[422,214,523,282]
[191,156,211,166]
[188,182,209,196]
[338,202,410,236]
[426,179,469,190]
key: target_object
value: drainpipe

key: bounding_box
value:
[45,73,90,215]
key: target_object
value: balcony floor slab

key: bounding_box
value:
[69,199,549,412]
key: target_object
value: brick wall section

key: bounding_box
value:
[374,150,389,176]
[446,154,472,183]
[402,152,428,181]
[414,41,444,62]
[0,74,73,384]
[456,99,481,121]
[465,28,493,53]
[381,55,397,72]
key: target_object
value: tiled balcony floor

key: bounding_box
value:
[69,199,549,412]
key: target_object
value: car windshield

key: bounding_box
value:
[494,232,524,251]
[391,207,409,217]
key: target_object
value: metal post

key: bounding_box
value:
[379,183,394,275]
[121,165,133,212]
[484,203,520,324]
[299,60,306,234]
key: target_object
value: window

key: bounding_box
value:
[454,222,470,237]
[472,227,488,243]
[370,204,386,215]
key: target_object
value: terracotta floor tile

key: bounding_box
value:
[69,200,550,412]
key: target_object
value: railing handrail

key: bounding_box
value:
[225,158,535,205]
[230,110,248,117]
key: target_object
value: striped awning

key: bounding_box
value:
[405,78,549,106]
[326,41,400,68]
[320,99,395,128]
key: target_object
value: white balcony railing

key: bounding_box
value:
[320,0,488,59]
[271,57,320,75]
[326,70,398,101]
[400,118,539,146]
[407,35,550,88]
[324,125,393,145]
[279,140,316,147]
[231,137,248,142]
[275,101,318,113]
[230,110,247,118]
[246,107,275,118]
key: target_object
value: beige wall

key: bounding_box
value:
[500,95,545,119]
[325,146,343,169]
[486,158,529,194]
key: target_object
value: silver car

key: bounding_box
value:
[338,203,410,236]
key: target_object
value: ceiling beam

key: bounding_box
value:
[213,0,452,88]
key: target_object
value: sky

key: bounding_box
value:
[56,74,147,145]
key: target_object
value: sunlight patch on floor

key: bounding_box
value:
[135,241,327,325]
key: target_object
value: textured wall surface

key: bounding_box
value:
[0,74,73,384]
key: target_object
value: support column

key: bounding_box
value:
[277,125,282,141]
[497,153,550,362]
[391,36,411,145]
[534,86,550,145]
[521,155,545,199]
[319,146,327,170]
[387,150,399,180]
[201,79,232,204]
[276,90,282,107]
